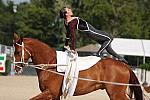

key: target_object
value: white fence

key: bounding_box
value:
[0,44,13,57]
[133,68,150,84]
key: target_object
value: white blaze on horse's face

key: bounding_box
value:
[14,42,31,74]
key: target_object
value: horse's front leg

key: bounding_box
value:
[29,90,60,100]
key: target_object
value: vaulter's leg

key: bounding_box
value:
[106,45,128,64]
[97,40,111,57]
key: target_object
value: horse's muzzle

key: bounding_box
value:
[14,63,24,74]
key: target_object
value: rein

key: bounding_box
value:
[14,42,76,70]
[14,41,69,71]
[25,63,146,87]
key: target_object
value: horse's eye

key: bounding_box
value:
[15,51,20,55]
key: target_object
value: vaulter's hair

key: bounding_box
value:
[60,5,72,19]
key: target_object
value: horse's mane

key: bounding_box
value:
[24,38,51,49]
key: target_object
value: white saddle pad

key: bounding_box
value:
[56,51,101,72]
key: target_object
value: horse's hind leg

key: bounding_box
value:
[30,90,58,100]
[108,91,128,100]
[105,85,128,100]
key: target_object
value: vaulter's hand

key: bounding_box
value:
[71,50,77,54]
[64,45,70,50]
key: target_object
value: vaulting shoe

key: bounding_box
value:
[118,57,128,64]
[96,52,108,58]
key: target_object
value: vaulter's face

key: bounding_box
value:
[65,8,73,17]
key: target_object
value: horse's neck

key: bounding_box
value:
[28,40,56,65]
[33,49,56,65]
[25,39,57,87]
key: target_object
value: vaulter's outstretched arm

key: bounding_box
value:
[64,22,76,51]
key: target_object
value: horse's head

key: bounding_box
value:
[13,33,32,73]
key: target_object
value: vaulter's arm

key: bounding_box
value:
[64,24,70,47]
[64,24,76,51]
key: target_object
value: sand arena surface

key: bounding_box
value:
[0,76,149,100]
[0,76,109,100]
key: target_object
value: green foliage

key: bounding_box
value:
[16,4,53,34]
[15,3,58,47]
[0,0,13,46]
[0,0,150,48]
[140,63,150,71]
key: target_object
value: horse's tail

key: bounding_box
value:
[129,69,143,100]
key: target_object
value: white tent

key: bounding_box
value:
[112,38,150,57]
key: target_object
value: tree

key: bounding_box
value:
[4,0,149,48]
[71,0,145,38]
[15,3,57,47]
[0,0,13,46]
[138,0,150,39]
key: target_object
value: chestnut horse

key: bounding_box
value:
[14,34,143,100]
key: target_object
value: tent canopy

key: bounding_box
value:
[112,38,150,57]
[77,38,150,57]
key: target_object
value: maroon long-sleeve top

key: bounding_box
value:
[64,18,78,50]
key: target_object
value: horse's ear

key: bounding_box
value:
[13,32,20,43]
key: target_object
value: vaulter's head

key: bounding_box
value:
[60,5,73,19]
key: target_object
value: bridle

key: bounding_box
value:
[14,41,32,72]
